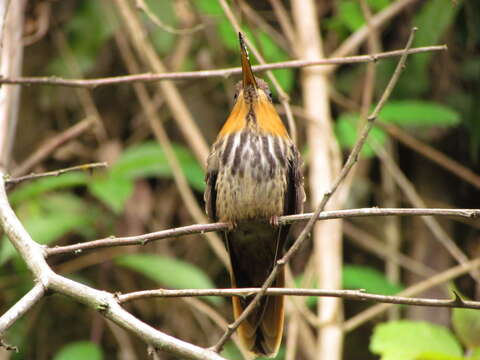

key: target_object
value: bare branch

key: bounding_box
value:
[117,287,480,310]
[45,208,479,257]
[379,122,480,190]
[344,257,480,332]
[5,162,107,185]
[0,0,25,169]
[0,46,446,88]
[12,116,95,177]
[135,0,203,35]
[0,170,227,359]
[0,283,44,336]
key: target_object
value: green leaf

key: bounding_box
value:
[195,0,223,16]
[0,194,94,265]
[221,342,243,360]
[88,173,133,214]
[338,1,365,32]
[379,101,460,128]
[115,254,221,305]
[88,142,204,213]
[53,341,103,360]
[416,352,466,360]
[452,305,480,349]
[112,141,205,191]
[370,321,463,360]
[343,264,403,295]
[335,113,387,157]
[8,172,89,206]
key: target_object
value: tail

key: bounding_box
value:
[225,222,287,358]
[231,267,285,357]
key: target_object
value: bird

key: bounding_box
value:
[204,33,305,358]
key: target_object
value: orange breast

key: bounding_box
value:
[218,91,289,139]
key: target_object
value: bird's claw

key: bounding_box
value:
[269,215,280,227]
[227,221,237,231]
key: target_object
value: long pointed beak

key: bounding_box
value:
[239,32,257,90]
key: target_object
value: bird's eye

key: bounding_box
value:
[233,92,239,102]
[265,89,272,102]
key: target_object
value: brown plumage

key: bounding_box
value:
[204,33,304,358]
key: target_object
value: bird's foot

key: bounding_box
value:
[269,215,280,227]
[227,221,237,231]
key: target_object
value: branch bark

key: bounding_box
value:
[291,1,343,358]
[45,207,480,256]
[0,283,44,336]
[0,172,226,359]
[0,46,446,88]
[117,287,480,310]
[0,0,25,170]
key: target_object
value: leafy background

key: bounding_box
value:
[1,0,480,359]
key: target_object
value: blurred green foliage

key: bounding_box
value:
[52,341,103,360]
[89,142,204,213]
[53,341,103,360]
[335,101,460,157]
[195,0,294,93]
[116,254,222,305]
[370,320,476,360]
[342,264,403,295]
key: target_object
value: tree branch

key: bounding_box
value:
[45,208,480,256]
[344,257,480,332]
[0,170,226,359]
[5,162,107,185]
[11,116,95,177]
[117,287,480,310]
[0,46,445,88]
[0,283,44,336]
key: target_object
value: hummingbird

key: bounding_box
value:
[204,33,305,357]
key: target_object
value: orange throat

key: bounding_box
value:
[218,91,289,139]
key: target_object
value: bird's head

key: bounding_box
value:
[218,33,288,138]
[234,32,272,106]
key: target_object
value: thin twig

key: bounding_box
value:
[267,0,298,56]
[135,0,203,35]
[343,221,434,277]
[45,207,480,257]
[210,28,417,353]
[379,122,480,190]
[0,46,446,88]
[373,138,480,283]
[344,257,480,332]
[329,0,418,63]
[5,162,107,185]
[12,116,95,177]
[54,31,107,142]
[117,287,480,310]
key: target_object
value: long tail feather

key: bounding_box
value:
[226,223,287,358]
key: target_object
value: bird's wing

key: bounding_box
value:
[284,144,305,217]
[204,151,219,221]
